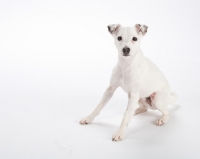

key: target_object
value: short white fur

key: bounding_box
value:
[80,24,177,141]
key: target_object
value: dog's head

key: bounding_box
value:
[107,24,148,57]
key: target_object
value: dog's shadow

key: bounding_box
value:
[168,104,181,113]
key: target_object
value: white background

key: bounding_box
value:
[0,0,200,158]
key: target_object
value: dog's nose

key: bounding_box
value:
[122,47,130,56]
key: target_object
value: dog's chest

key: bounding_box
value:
[119,80,129,93]
[118,69,140,93]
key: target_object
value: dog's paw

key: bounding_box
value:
[79,116,93,125]
[134,107,147,115]
[156,115,170,126]
[112,132,124,141]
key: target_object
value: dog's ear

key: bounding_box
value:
[107,24,121,35]
[135,24,148,36]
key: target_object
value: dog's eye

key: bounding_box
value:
[117,36,122,41]
[132,37,137,41]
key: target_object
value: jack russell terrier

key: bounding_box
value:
[80,24,177,141]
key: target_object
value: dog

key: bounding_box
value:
[80,24,177,141]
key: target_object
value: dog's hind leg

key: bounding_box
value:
[151,92,170,126]
[134,99,148,115]
[156,108,170,126]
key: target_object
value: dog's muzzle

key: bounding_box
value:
[122,46,130,56]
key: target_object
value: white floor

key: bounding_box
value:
[1,0,200,159]
[0,68,199,159]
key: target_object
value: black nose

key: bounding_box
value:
[122,47,130,56]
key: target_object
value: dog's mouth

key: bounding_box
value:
[122,54,130,57]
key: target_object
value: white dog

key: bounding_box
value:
[80,24,177,141]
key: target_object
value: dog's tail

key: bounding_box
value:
[170,92,178,105]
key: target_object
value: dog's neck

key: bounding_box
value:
[118,49,143,70]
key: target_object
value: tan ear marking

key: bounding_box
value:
[107,24,121,34]
[136,24,148,35]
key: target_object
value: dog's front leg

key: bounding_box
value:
[80,85,118,125]
[112,93,139,141]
